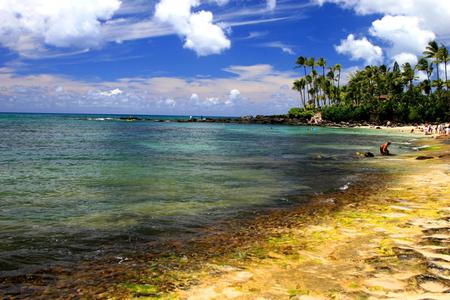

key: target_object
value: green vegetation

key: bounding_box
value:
[292,41,450,123]
[288,107,315,119]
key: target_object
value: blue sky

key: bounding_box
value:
[0,0,449,115]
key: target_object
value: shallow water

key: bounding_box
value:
[0,113,416,276]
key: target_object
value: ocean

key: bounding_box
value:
[0,113,416,276]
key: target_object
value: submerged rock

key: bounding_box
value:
[119,116,143,121]
[355,151,375,158]
[365,152,375,157]
[416,156,434,160]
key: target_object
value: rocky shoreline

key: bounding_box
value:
[118,114,418,130]
[178,114,373,127]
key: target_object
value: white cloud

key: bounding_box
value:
[154,0,230,56]
[262,41,294,55]
[335,34,383,65]
[439,63,450,80]
[0,0,121,57]
[267,0,277,10]
[316,0,450,63]
[226,89,241,106]
[190,93,200,101]
[314,0,450,36]
[392,52,418,67]
[416,71,428,82]
[184,11,231,56]
[229,89,241,101]
[223,64,275,79]
[165,98,176,107]
[242,31,269,40]
[211,0,229,5]
[369,15,435,56]
[99,88,123,97]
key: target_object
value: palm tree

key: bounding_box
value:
[437,45,449,88]
[402,63,416,91]
[423,40,440,81]
[292,78,307,108]
[317,57,326,78]
[306,57,315,72]
[295,56,308,78]
[416,58,433,95]
[416,57,431,81]
[295,56,310,104]
[333,64,342,103]
[432,79,444,90]
[311,69,319,107]
[393,61,401,74]
[305,75,313,107]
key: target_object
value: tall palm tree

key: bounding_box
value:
[437,44,449,87]
[423,40,440,81]
[305,75,313,107]
[333,64,342,103]
[306,57,315,72]
[295,56,310,104]
[317,57,326,78]
[292,78,307,108]
[295,56,307,78]
[416,57,433,95]
[416,57,431,81]
[402,63,415,91]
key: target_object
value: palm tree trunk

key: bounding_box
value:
[337,71,341,104]
[303,66,308,103]
[436,62,440,81]
[445,60,448,88]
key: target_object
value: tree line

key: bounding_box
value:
[291,41,450,123]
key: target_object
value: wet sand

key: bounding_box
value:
[169,137,450,299]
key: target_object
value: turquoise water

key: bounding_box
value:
[0,113,415,275]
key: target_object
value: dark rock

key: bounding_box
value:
[416,156,434,160]
[355,151,375,158]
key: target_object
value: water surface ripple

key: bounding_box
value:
[0,113,414,275]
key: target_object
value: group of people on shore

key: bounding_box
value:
[419,123,450,135]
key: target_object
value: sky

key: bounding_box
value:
[0,0,449,116]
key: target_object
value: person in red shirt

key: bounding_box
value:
[380,141,391,156]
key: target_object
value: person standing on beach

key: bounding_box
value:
[380,141,391,156]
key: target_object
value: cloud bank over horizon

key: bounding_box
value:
[0,64,299,115]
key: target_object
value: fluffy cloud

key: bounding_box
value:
[369,15,435,56]
[266,0,277,10]
[335,34,383,65]
[99,88,123,97]
[314,0,450,36]
[0,0,121,57]
[154,0,230,56]
[229,89,241,101]
[392,52,418,67]
[164,98,176,107]
[226,89,241,106]
[316,0,449,63]
[190,93,200,101]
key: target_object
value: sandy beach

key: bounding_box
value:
[142,135,449,300]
